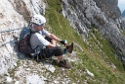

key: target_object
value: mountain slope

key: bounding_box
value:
[45,0,125,83]
[0,0,125,84]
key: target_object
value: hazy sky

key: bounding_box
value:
[118,0,125,13]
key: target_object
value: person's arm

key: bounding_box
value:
[48,33,61,42]
[48,33,68,46]
[42,29,61,42]
[34,33,56,48]
[42,29,67,45]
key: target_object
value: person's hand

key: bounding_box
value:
[60,40,67,45]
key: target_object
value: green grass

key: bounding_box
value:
[45,0,125,83]
[88,29,124,70]
[120,29,125,36]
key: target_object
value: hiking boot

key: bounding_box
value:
[66,42,74,53]
[58,60,72,69]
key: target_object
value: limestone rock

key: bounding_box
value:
[0,0,46,75]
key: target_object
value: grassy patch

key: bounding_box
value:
[120,29,125,36]
[88,28,124,70]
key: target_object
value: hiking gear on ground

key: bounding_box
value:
[58,60,71,69]
[31,14,46,26]
[66,42,74,53]
[60,40,67,45]
[18,27,35,56]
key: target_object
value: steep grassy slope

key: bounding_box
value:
[45,0,125,83]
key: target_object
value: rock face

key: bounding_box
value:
[61,0,125,65]
[93,0,121,19]
[121,17,125,30]
[0,0,46,75]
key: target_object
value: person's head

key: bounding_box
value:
[31,14,46,31]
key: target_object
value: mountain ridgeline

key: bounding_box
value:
[122,10,125,17]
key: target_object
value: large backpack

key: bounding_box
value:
[18,27,34,56]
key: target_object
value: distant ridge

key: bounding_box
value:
[122,10,125,17]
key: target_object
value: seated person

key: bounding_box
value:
[30,14,73,69]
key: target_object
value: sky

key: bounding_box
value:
[118,0,125,13]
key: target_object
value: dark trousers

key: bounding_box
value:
[40,46,64,58]
[39,36,65,58]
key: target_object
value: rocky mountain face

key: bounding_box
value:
[62,0,125,65]
[93,0,121,19]
[0,0,125,83]
[121,17,125,30]
[0,0,46,77]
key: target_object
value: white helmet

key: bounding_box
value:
[31,14,46,26]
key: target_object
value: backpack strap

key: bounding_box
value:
[30,45,41,62]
